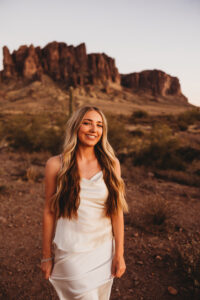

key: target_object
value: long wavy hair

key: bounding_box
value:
[50,106,128,220]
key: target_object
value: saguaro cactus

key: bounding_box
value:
[69,86,74,117]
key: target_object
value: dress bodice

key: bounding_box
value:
[53,171,113,252]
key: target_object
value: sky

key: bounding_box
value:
[0,0,200,106]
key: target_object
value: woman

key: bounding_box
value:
[41,106,128,300]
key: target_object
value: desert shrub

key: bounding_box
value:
[177,120,188,131]
[105,114,131,153]
[0,185,7,194]
[177,109,200,125]
[176,146,200,163]
[163,114,176,122]
[143,194,170,226]
[130,129,144,137]
[131,109,149,119]
[4,113,68,154]
[133,193,173,233]
[133,124,185,170]
[26,166,42,182]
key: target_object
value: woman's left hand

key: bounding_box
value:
[111,255,126,278]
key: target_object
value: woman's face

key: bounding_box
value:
[77,110,103,147]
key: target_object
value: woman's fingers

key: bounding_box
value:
[41,261,53,279]
[111,256,126,278]
[115,264,126,278]
[45,269,51,279]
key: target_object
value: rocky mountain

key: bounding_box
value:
[1,42,120,87]
[0,41,187,103]
[121,70,186,99]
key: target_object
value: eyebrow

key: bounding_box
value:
[82,118,103,123]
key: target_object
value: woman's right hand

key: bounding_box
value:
[41,260,53,279]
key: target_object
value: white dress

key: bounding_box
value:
[49,170,115,300]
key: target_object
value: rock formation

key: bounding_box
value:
[1,42,120,87]
[121,70,185,99]
[0,42,187,101]
[2,46,16,78]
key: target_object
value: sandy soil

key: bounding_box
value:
[0,149,200,300]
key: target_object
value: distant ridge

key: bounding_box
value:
[0,41,187,103]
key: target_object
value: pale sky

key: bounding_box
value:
[0,0,199,106]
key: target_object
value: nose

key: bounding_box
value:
[89,123,97,132]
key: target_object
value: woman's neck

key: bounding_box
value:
[76,145,96,162]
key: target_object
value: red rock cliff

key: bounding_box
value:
[121,70,185,98]
[1,42,120,87]
[1,43,187,101]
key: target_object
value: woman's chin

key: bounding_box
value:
[79,140,97,147]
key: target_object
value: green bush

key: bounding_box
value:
[3,113,68,154]
[133,124,185,170]
[177,120,188,131]
[105,114,131,153]
[177,109,200,125]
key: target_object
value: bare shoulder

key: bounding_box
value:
[114,157,121,177]
[45,154,62,176]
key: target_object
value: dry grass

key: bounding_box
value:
[127,186,175,234]
[154,170,200,187]
[142,194,171,225]
[26,166,42,182]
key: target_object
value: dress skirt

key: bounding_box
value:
[49,239,115,300]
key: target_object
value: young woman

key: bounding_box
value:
[41,106,128,300]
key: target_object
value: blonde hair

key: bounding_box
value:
[50,106,128,219]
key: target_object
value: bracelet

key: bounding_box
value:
[41,257,53,263]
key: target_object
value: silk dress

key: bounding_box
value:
[49,168,115,300]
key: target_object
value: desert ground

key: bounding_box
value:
[0,148,200,300]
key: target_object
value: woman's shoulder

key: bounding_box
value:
[45,154,62,175]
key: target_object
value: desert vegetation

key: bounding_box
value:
[0,112,68,154]
[1,107,199,189]
[0,108,200,189]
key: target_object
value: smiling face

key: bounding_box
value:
[77,110,103,147]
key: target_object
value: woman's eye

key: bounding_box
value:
[82,122,103,128]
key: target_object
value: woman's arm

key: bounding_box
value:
[41,156,60,279]
[111,158,126,278]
